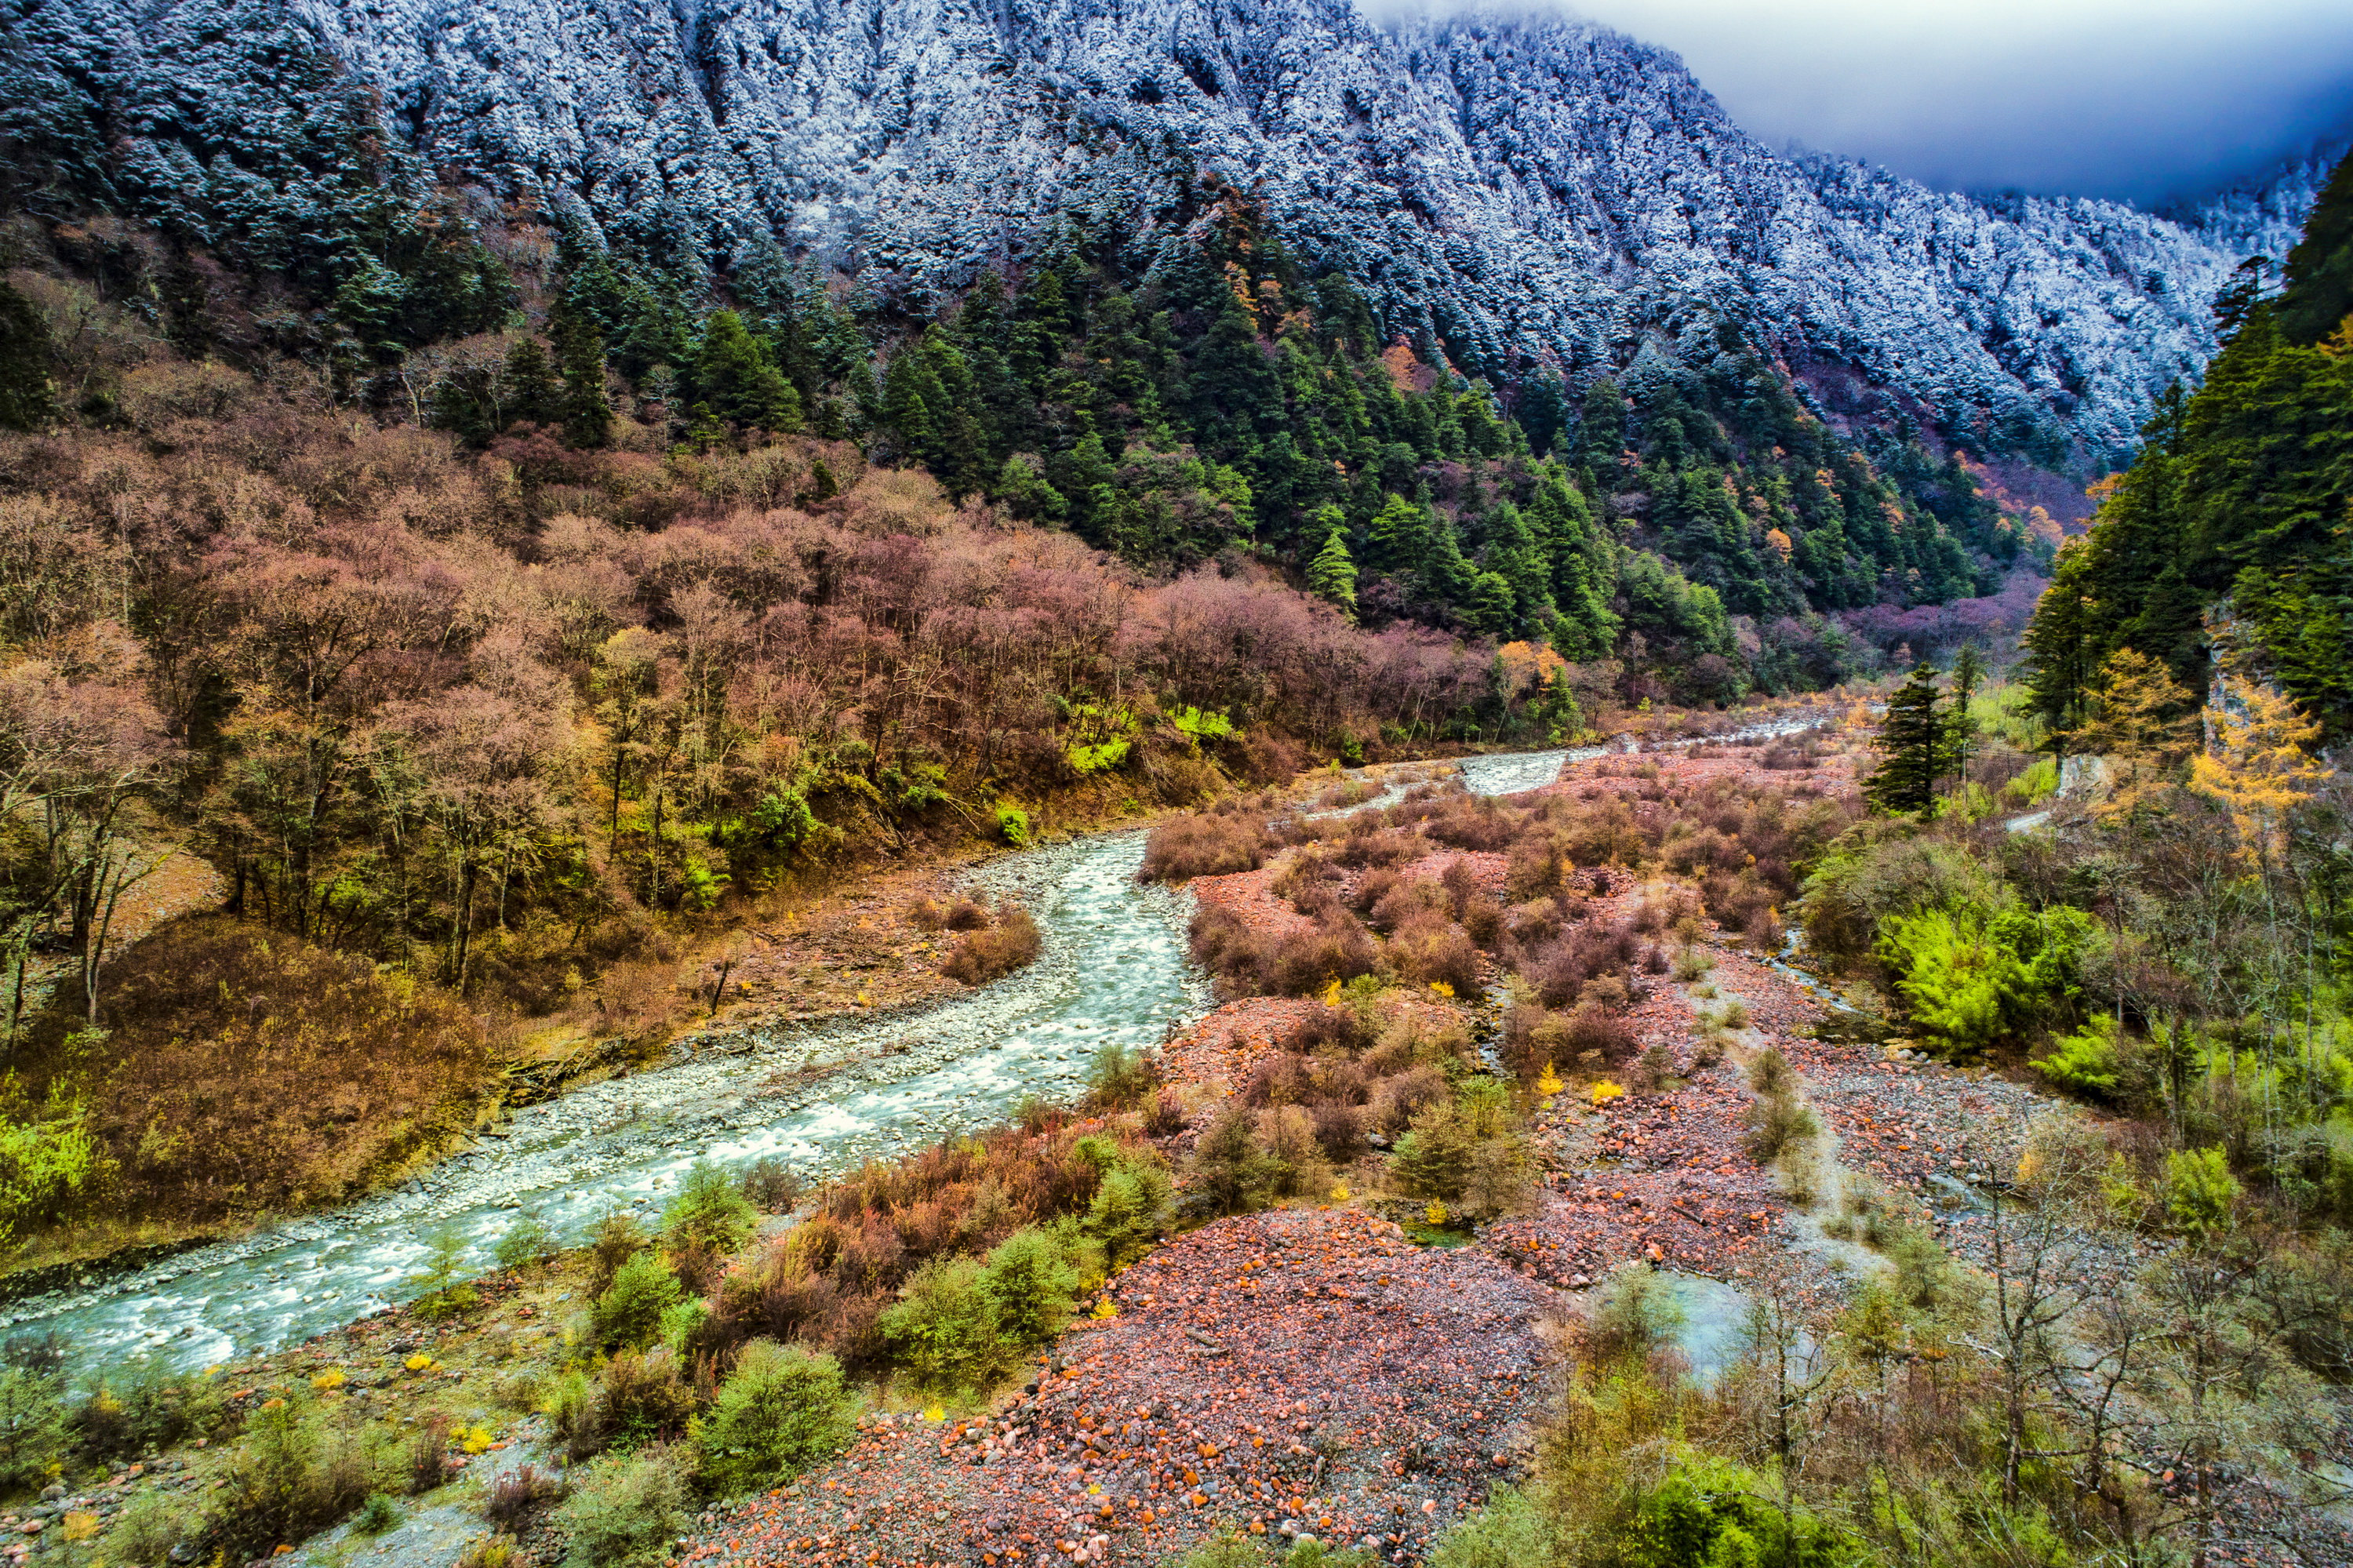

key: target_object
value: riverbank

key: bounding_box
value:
[13,711,1929,1563]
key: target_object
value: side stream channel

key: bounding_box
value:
[8,750,1577,1373]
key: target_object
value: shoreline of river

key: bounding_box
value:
[9,702,1847,1366]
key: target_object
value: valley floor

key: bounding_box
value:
[33,725,2337,1568]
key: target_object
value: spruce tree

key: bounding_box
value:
[502,336,559,427]
[2278,148,2353,345]
[694,309,801,433]
[553,300,613,449]
[1306,512,1358,619]
[1864,664,1948,817]
[1948,643,1986,788]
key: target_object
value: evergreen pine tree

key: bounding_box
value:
[1467,571,1516,635]
[552,299,613,449]
[694,309,802,433]
[502,336,559,427]
[1948,643,1986,787]
[1368,491,1427,574]
[1577,378,1627,478]
[1864,664,1948,817]
[1306,509,1358,619]
[2278,148,2353,345]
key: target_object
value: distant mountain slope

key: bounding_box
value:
[1,0,2327,455]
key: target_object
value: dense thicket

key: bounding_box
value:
[2024,147,2353,740]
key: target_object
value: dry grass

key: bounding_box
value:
[55,916,493,1224]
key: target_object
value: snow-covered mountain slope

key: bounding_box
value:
[2,0,2328,453]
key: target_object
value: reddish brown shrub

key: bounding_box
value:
[1347,866,1402,915]
[1369,879,1447,934]
[940,906,1042,984]
[1417,798,1516,852]
[1239,1053,1317,1108]
[1531,919,1642,1010]
[1562,1002,1638,1064]
[1500,1005,1573,1081]
[1143,1090,1188,1137]
[943,897,990,930]
[1289,1005,1372,1055]
[1334,823,1420,868]
[1370,1064,1450,1132]
[1311,1103,1366,1162]
[1266,919,1381,997]
[1140,812,1274,882]
[1387,911,1480,995]
[483,1465,566,1530]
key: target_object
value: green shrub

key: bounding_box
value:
[1620,1455,1856,1566]
[878,1257,1016,1393]
[67,1353,224,1463]
[659,1298,709,1354]
[2006,756,2059,803]
[1187,1106,1271,1216]
[0,1362,64,1489]
[1084,1159,1173,1268]
[209,1396,374,1558]
[588,1211,652,1295]
[1248,1105,1333,1205]
[1084,1043,1159,1108]
[410,1222,480,1319]
[978,1227,1080,1344]
[2035,1014,2122,1100]
[494,1207,559,1271]
[352,1493,404,1537]
[1876,906,2016,1055]
[1799,832,1998,968]
[995,802,1031,846]
[1878,902,2094,1058]
[1170,1531,1272,1568]
[1586,1264,1686,1367]
[114,1489,198,1562]
[1745,1092,1820,1162]
[1169,706,1236,744]
[544,1368,602,1463]
[1431,1486,1555,1568]
[1391,1100,1478,1205]
[661,1162,756,1256]
[553,1448,689,1568]
[592,1253,684,1350]
[0,1096,104,1257]
[692,1341,854,1495]
[2162,1146,2242,1237]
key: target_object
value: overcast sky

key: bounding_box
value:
[1399,1,2353,207]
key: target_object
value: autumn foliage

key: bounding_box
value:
[58,916,491,1222]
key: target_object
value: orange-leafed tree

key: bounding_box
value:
[2191,675,2325,867]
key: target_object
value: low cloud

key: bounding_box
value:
[1365,0,2353,206]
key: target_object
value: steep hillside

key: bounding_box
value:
[2024,148,2353,741]
[1,0,2326,460]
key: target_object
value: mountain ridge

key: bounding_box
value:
[1,0,2330,458]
